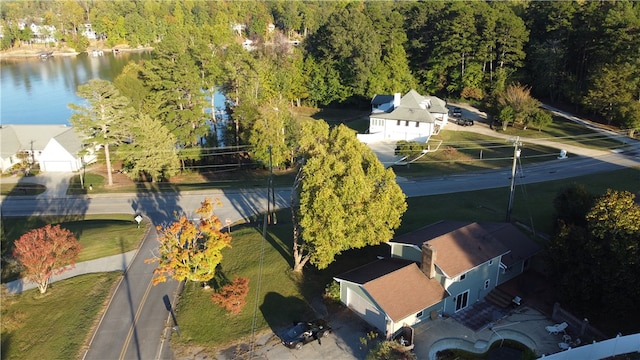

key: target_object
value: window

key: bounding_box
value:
[459,273,466,281]
[416,310,423,318]
[489,259,493,265]
[405,120,409,126]
[455,290,469,312]
[415,121,419,127]
[397,120,401,126]
[484,279,490,289]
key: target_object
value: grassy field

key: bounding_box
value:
[0,272,122,360]
[0,182,46,196]
[1,214,149,282]
[391,130,560,178]
[498,115,628,151]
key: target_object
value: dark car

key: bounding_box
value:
[455,118,474,126]
[452,107,462,118]
[281,319,332,349]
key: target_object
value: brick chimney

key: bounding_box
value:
[421,243,436,279]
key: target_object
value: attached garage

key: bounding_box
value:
[41,161,74,172]
[347,288,387,332]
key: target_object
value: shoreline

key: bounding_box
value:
[0,46,153,60]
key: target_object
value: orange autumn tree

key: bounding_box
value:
[147,198,232,285]
[13,224,82,294]
[211,277,250,314]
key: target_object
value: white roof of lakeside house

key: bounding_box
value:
[0,124,84,158]
[369,90,448,123]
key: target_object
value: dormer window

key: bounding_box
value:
[459,273,466,281]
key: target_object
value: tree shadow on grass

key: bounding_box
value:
[259,291,315,336]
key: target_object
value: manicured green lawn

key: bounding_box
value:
[67,172,106,194]
[2,214,149,282]
[497,115,628,150]
[392,130,559,178]
[0,272,122,360]
[173,224,311,350]
[400,167,639,236]
[0,183,46,196]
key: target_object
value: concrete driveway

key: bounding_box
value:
[2,171,71,197]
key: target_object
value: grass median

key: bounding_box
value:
[0,272,122,360]
[1,214,149,283]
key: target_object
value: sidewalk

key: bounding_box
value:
[4,250,138,294]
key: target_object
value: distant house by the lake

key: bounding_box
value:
[358,90,450,144]
[0,125,96,173]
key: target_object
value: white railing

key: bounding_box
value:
[539,333,640,360]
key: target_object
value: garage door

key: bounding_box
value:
[42,161,73,172]
[347,288,386,332]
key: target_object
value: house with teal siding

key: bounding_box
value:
[334,221,540,338]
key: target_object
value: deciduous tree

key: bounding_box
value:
[497,83,540,130]
[211,276,249,315]
[147,198,232,285]
[69,79,134,186]
[291,123,407,272]
[12,225,82,294]
[547,189,640,319]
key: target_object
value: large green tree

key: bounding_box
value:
[142,28,209,169]
[119,114,180,182]
[547,189,640,325]
[69,79,133,186]
[291,122,407,272]
[305,4,381,102]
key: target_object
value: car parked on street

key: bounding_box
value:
[280,319,332,350]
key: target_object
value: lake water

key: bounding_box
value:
[1,51,153,125]
[1,51,226,126]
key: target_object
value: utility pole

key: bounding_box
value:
[506,137,522,222]
[267,145,276,224]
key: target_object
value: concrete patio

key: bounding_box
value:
[412,305,566,359]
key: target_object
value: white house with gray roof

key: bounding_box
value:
[358,90,449,143]
[0,125,96,173]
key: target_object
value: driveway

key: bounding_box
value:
[2,171,71,197]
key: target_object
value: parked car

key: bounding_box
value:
[455,118,474,126]
[452,107,462,118]
[281,319,332,349]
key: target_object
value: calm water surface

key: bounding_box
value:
[1,51,152,125]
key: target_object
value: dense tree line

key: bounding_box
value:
[5,0,639,173]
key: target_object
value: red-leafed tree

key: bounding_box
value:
[211,277,250,315]
[12,224,82,294]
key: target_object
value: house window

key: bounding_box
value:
[489,259,493,265]
[524,258,530,269]
[459,273,466,281]
[416,310,423,318]
[405,120,409,126]
[397,120,401,126]
[455,290,469,312]
[415,121,419,127]
[484,279,490,289]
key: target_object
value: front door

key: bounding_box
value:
[455,290,469,312]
